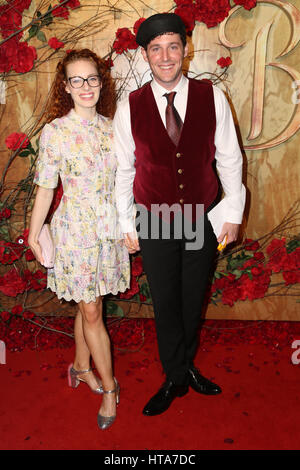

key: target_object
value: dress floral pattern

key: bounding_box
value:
[34,109,130,303]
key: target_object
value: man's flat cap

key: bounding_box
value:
[136,13,186,48]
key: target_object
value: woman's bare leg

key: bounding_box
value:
[77,297,116,417]
[73,309,102,390]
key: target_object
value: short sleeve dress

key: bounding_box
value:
[34,108,130,303]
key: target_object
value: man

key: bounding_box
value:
[114,13,245,416]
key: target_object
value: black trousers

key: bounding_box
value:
[138,209,217,386]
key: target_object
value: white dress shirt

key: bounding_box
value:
[113,74,245,235]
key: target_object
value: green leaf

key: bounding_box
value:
[37,10,42,17]
[105,301,124,317]
[226,252,253,271]
[18,150,31,157]
[0,225,9,239]
[139,281,151,299]
[27,142,35,153]
[286,238,300,253]
[37,30,47,42]
[42,9,53,26]
[232,269,242,279]
[27,24,39,40]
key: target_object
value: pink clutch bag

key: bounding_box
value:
[38,224,55,268]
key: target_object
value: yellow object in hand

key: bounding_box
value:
[217,235,228,252]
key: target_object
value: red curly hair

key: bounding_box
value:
[43,49,116,123]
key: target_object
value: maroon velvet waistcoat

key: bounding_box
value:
[129,78,218,218]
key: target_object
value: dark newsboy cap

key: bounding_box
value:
[136,13,186,48]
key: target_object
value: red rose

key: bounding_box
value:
[5,132,29,151]
[212,275,229,291]
[266,238,286,255]
[227,273,236,282]
[104,58,114,69]
[59,0,80,8]
[33,270,46,280]
[23,310,35,320]
[217,56,232,68]
[25,249,35,261]
[113,28,139,54]
[13,0,32,13]
[0,240,24,264]
[0,6,22,39]
[0,44,12,73]
[175,4,196,33]
[267,247,288,273]
[13,42,37,73]
[0,268,27,296]
[221,285,241,306]
[133,18,146,36]
[52,5,69,19]
[285,250,300,271]
[175,0,194,5]
[195,0,231,29]
[12,304,23,315]
[251,265,263,276]
[0,38,18,73]
[0,311,11,321]
[48,37,65,50]
[240,270,270,301]
[0,208,11,219]
[244,238,260,251]
[254,251,265,261]
[242,257,256,269]
[233,0,257,11]
[24,269,47,291]
[119,276,139,299]
[131,256,143,277]
[283,270,300,285]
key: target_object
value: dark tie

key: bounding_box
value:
[164,92,183,146]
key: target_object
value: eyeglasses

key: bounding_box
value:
[68,75,101,89]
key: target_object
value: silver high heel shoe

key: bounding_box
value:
[97,378,120,430]
[67,363,103,394]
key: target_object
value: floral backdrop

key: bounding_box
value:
[0,0,299,339]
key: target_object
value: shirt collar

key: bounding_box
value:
[151,74,188,99]
[68,108,99,127]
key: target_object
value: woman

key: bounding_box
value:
[28,49,130,430]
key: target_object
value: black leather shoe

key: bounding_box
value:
[142,381,188,416]
[188,366,222,395]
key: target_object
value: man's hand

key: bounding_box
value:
[124,231,140,254]
[217,222,240,245]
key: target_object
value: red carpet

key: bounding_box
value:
[1,318,300,450]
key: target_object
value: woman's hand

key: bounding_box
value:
[28,237,44,265]
[28,186,54,266]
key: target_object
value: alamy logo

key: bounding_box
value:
[135,203,205,250]
[291,340,300,365]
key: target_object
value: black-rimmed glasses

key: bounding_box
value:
[68,75,101,89]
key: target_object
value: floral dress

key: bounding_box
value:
[34,109,130,303]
